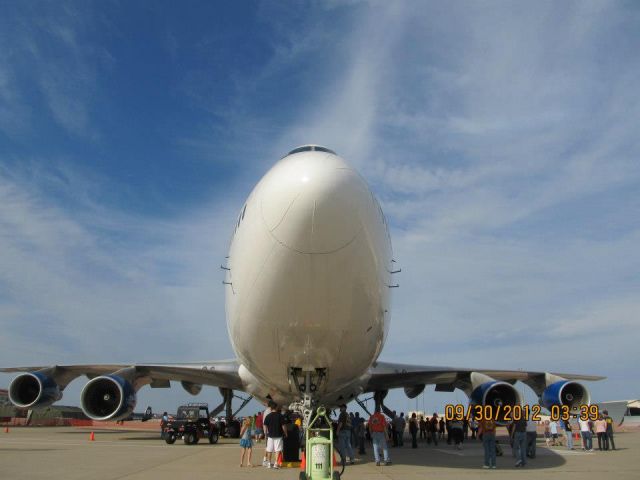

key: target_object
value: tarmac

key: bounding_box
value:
[1,427,639,480]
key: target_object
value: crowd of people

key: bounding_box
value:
[231,403,618,470]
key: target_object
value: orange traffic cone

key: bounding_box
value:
[277,451,283,467]
[300,452,306,470]
[574,432,580,440]
[89,431,95,441]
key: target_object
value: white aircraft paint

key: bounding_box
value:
[227,146,392,406]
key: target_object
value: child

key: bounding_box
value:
[239,417,254,467]
[544,421,552,447]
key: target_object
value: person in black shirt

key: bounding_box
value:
[513,418,528,467]
[263,407,287,469]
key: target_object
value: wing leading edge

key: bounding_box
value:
[0,359,244,400]
[365,361,605,398]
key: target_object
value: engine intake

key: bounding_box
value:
[80,375,137,421]
[541,380,589,412]
[8,372,62,408]
[470,381,521,423]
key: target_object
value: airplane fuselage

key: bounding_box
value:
[225,147,393,406]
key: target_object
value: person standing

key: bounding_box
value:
[396,413,406,447]
[353,412,366,455]
[470,418,478,440]
[450,419,464,450]
[479,417,497,469]
[595,415,608,451]
[439,417,445,440]
[239,417,254,467]
[368,408,392,466]
[419,416,427,441]
[337,405,355,465]
[390,411,398,447]
[430,413,439,446]
[255,411,264,443]
[564,420,573,450]
[409,413,418,448]
[160,411,168,439]
[579,417,593,451]
[526,418,537,458]
[603,409,616,450]
[512,417,528,467]
[549,420,559,446]
[261,402,274,466]
[263,405,287,469]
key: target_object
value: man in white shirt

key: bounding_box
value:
[579,418,593,451]
[549,420,558,446]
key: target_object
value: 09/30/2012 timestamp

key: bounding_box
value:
[444,403,600,422]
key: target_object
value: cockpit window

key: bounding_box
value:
[286,145,336,156]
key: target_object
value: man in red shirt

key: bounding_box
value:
[255,411,264,443]
[369,409,391,466]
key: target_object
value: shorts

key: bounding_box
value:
[255,428,264,436]
[266,436,283,453]
[240,438,253,448]
[552,434,558,439]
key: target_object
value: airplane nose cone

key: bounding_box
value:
[260,152,371,254]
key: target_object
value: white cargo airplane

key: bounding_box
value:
[2,145,603,422]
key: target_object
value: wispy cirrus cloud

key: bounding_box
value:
[0,3,111,139]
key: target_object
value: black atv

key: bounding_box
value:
[163,403,220,445]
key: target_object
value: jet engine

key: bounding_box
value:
[8,372,62,408]
[80,375,137,421]
[541,380,589,412]
[404,384,426,399]
[470,380,521,423]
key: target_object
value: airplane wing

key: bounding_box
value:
[0,360,243,391]
[364,361,605,407]
[0,360,245,419]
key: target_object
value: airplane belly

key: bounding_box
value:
[235,234,387,393]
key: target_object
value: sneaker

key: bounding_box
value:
[491,466,497,469]
[376,461,381,466]
[483,465,490,469]
[384,461,392,466]
[262,460,268,467]
[267,464,273,469]
[273,464,280,469]
[515,461,522,467]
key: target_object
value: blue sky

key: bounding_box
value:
[1,1,639,415]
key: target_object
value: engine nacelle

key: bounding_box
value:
[404,384,426,399]
[541,380,590,412]
[470,381,521,423]
[80,375,137,421]
[8,372,62,408]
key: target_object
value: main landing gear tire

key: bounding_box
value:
[183,432,198,445]
[165,433,177,444]
[209,432,219,444]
